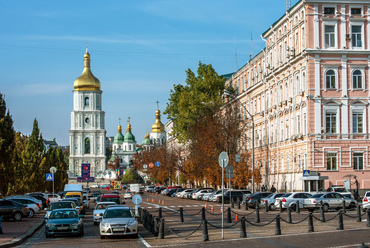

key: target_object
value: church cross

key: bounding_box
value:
[127,116,131,124]
[156,100,159,109]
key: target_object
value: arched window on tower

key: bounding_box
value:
[84,97,90,107]
[85,138,90,154]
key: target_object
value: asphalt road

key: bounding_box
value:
[15,190,370,248]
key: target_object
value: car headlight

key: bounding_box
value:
[71,222,79,226]
[46,223,55,227]
[101,221,109,227]
[127,219,137,226]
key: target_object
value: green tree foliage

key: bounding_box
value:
[120,168,143,184]
[164,62,225,143]
[0,93,16,195]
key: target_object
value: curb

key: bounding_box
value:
[0,218,45,248]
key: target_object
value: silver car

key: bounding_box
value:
[259,193,284,210]
[93,202,117,225]
[303,192,357,212]
[99,206,138,239]
[274,192,312,211]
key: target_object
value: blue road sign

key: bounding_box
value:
[156,161,160,167]
[303,170,310,177]
[46,173,53,181]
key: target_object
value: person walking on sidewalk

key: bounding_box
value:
[0,212,3,234]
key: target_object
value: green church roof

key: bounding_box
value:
[113,132,124,143]
[124,131,136,142]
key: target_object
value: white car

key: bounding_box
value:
[93,202,117,225]
[100,206,138,238]
[192,189,214,200]
[123,191,133,199]
[48,194,61,203]
[362,191,370,211]
[274,192,312,211]
[179,189,194,198]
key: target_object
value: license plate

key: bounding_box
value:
[57,227,69,230]
[113,228,125,231]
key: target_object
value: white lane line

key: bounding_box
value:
[138,233,151,248]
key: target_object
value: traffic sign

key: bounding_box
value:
[149,163,154,168]
[218,152,229,168]
[143,164,148,169]
[226,165,234,174]
[132,194,142,205]
[156,161,160,167]
[235,154,241,162]
[50,167,57,174]
[46,173,53,181]
[303,170,310,177]
[226,174,234,178]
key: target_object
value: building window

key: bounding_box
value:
[280,120,284,141]
[298,154,301,171]
[303,112,307,135]
[304,153,308,170]
[297,115,301,134]
[324,7,335,14]
[324,25,335,48]
[352,25,362,48]
[326,70,336,89]
[351,8,361,15]
[354,152,364,170]
[85,138,90,154]
[326,152,337,170]
[352,112,363,133]
[326,112,337,133]
[352,70,363,89]
[286,119,289,139]
[84,97,89,106]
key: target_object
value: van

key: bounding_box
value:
[64,192,84,214]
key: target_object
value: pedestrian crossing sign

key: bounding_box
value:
[46,173,53,181]
[303,170,310,177]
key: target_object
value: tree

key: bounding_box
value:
[0,93,16,195]
[164,62,225,143]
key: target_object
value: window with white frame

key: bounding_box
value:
[298,154,301,171]
[326,111,337,133]
[297,115,301,134]
[325,69,336,89]
[281,156,284,172]
[351,7,362,15]
[353,152,364,170]
[351,25,362,48]
[271,124,274,143]
[302,72,306,91]
[326,152,337,170]
[303,112,307,135]
[302,27,305,49]
[324,25,335,48]
[285,82,288,100]
[352,70,363,89]
[286,118,289,139]
[281,120,284,141]
[296,76,300,95]
[304,153,308,170]
[287,156,290,173]
[324,7,335,14]
[352,111,363,133]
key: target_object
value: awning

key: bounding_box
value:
[299,176,328,181]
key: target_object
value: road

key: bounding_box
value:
[16,190,370,248]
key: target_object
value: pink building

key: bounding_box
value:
[225,0,370,195]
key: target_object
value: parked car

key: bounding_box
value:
[215,190,249,204]
[303,192,357,212]
[362,191,370,211]
[99,206,138,239]
[93,202,117,225]
[165,188,178,197]
[9,195,43,209]
[242,192,273,208]
[179,189,194,198]
[259,193,285,210]
[145,186,155,192]
[203,189,222,201]
[274,192,312,211]
[173,188,185,197]
[45,209,84,238]
[7,197,40,217]
[45,201,77,219]
[192,189,214,200]
[326,186,354,199]
[27,194,48,209]
[0,199,30,221]
[48,194,62,203]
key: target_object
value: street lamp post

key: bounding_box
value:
[224,90,255,193]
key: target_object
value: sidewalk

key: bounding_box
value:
[0,213,45,248]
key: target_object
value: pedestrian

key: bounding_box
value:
[264,185,268,191]
[261,185,265,192]
[0,212,3,234]
[271,185,276,193]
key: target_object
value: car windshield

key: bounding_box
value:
[96,203,115,210]
[334,188,348,193]
[50,202,73,210]
[310,194,324,198]
[50,210,77,219]
[104,209,133,218]
[102,198,120,204]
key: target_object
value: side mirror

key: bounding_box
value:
[76,206,80,210]
[44,208,47,211]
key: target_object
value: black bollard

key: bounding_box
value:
[296,200,300,214]
[308,212,314,232]
[202,220,209,241]
[275,214,281,235]
[265,200,269,213]
[231,198,235,208]
[227,207,232,223]
[158,207,162,220]
[240,217,247,238]
[153,217,159,236]
[320,205,325,222]
[358,243,369,248]
[367,209,370,227]
[342,200,346,213]
[279,200,283,213]
[287,206,292,223]
[202,207,206,221]
[158,218,165,239]
[143,210,147,229]
[179,207,184,222]
[149,214,154,233]
[237,198,241,209]
[255,204,260,223]
[357,204,362,222]
[245,201,249,210]
[337,210,344,230]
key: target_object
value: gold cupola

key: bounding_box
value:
[73,44,101,91]
[151,103,165,133]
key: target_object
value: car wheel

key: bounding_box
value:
[94,222,97,225]
[322,204,329,212]
[269,204,276,211]
[28,209,35,218]
[79,228,84,237]
[100,234,105,239]
[45,232,52,238]
[290,204,297,211]
[13,212,22,221]
[348,202,356,210]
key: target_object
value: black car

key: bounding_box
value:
[165,188,178,197]
[217,190,250,204]
[0,199,30,221]
[242,192,273,208]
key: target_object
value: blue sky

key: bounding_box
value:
[0,0,299,146]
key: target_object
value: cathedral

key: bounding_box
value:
[69,45,107,178]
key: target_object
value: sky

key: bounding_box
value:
[0,0,299,146]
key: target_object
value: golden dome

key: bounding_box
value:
[73,46,101,91]
[144,133,150,139]
[118,124,122,134]
[151,109,165,133]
